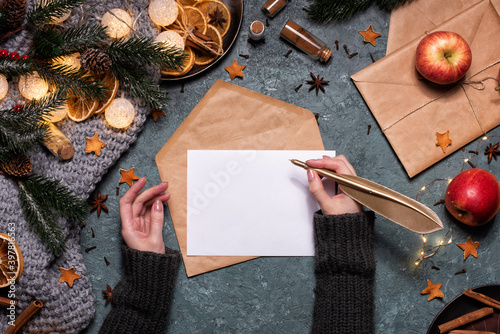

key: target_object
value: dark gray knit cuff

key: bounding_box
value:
[314,211,375,276]
[116,245,181,308]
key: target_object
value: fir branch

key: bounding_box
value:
[27,0,84,27]
[307,0,413,22]
[20,174,87,222]
[18,177,67,256]
[35,62,106,100]
[105,36,185,72]
[0,56,35,79]
[32,24,108,58]
[111,62,169,110]
[0,120,47,161]
[0,92,66,161]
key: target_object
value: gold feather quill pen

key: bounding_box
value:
[291,159,443,234]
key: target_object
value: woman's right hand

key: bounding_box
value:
[306,155,363,216]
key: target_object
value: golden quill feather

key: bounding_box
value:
[291,159,443,234]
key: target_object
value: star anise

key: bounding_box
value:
[89,191,108,217]
[306,72,329,95]
[102,284,113,305]
[208,7,226,28]
[484,142,500,163]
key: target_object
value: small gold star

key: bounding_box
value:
[436,130,452,153]
[457,237,480,260]
[421,279,444,301]
[151,109,166,122]
[119,167,140,187]
[224,59,246,80]
[358,25,382,47]
[85,132,106,156]
[59,267,82,287]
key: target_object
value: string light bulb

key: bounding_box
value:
[53,53,81,71]
[154,30,185,50]
[105,97,136,129]
[18,72,49,100]
[101,9,133,39]
[44,101,69,123]
[148,0,178,27]
[0,74,8,101]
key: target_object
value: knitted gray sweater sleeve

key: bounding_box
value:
[311,211,376,334]
[99,245,181,334]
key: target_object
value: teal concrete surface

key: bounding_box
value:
[81,1,500,333]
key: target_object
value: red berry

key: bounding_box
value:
[9,52,19,60]
[20,55,29,61]
[13,104,23,112]
[0,49,8,58]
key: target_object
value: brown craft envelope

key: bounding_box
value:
[386,0,483,54]
[351,0,500,178]
[155,80,325,277]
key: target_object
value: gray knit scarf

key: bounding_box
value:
[0,0,157,332]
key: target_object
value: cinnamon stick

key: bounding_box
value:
[5,300,43,334]
[463,287,500,310]
[438,307,494,333]
[449,331,496,334]
[0,296,16,307]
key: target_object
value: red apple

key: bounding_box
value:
[445,169,500,226]
[415,31,472,85]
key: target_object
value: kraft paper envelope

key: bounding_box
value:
[155,80,325,277]
[386,0,483,54]
[351,0,500,178]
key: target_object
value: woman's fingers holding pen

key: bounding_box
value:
[306,155,356,176]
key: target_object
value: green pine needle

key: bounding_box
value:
[35,63,106,100]
[27,0,85,27]
[0,57,35,79]
[111,62,169,110]
[307,0,413,22]
[32,24,108,58]
[20,174,88,222]
[0,92,66,161]
[105,36,185,71]
[18,178,67,256]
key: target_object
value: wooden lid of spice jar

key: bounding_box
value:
[249,21,265,41]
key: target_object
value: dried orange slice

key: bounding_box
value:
[194,0,231,37]
[94,71,119,115]
[177,0,196,6]
[0,233,23,288]
[183,6,207,34]
[162,46,195,76]
[67,94,98,122]
[194,24,222,65]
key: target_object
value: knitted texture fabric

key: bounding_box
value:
[311,211,376,334]
[0,0,163,332]
[98,246,181,334]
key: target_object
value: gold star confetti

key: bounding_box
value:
[119,167,140,187]
[224,59,246,80]
[151,109,166,122]
[457,236,480,260]
[436,130,452,153]
[59,267,82,287]
[358,24,381,47]
[421,279,444,301]
[85,132,106,156]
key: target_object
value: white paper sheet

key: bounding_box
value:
[187,150,336,256]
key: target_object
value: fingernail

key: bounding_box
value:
[322,155,330,159]
[307,169,314,182]
[154,199,162,212]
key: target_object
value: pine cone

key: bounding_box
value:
[0,156,32,178]
[0,0,27,32]
[80,48,112,75]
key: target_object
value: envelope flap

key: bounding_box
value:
[387,0,484,54]
[155,80,325,276]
